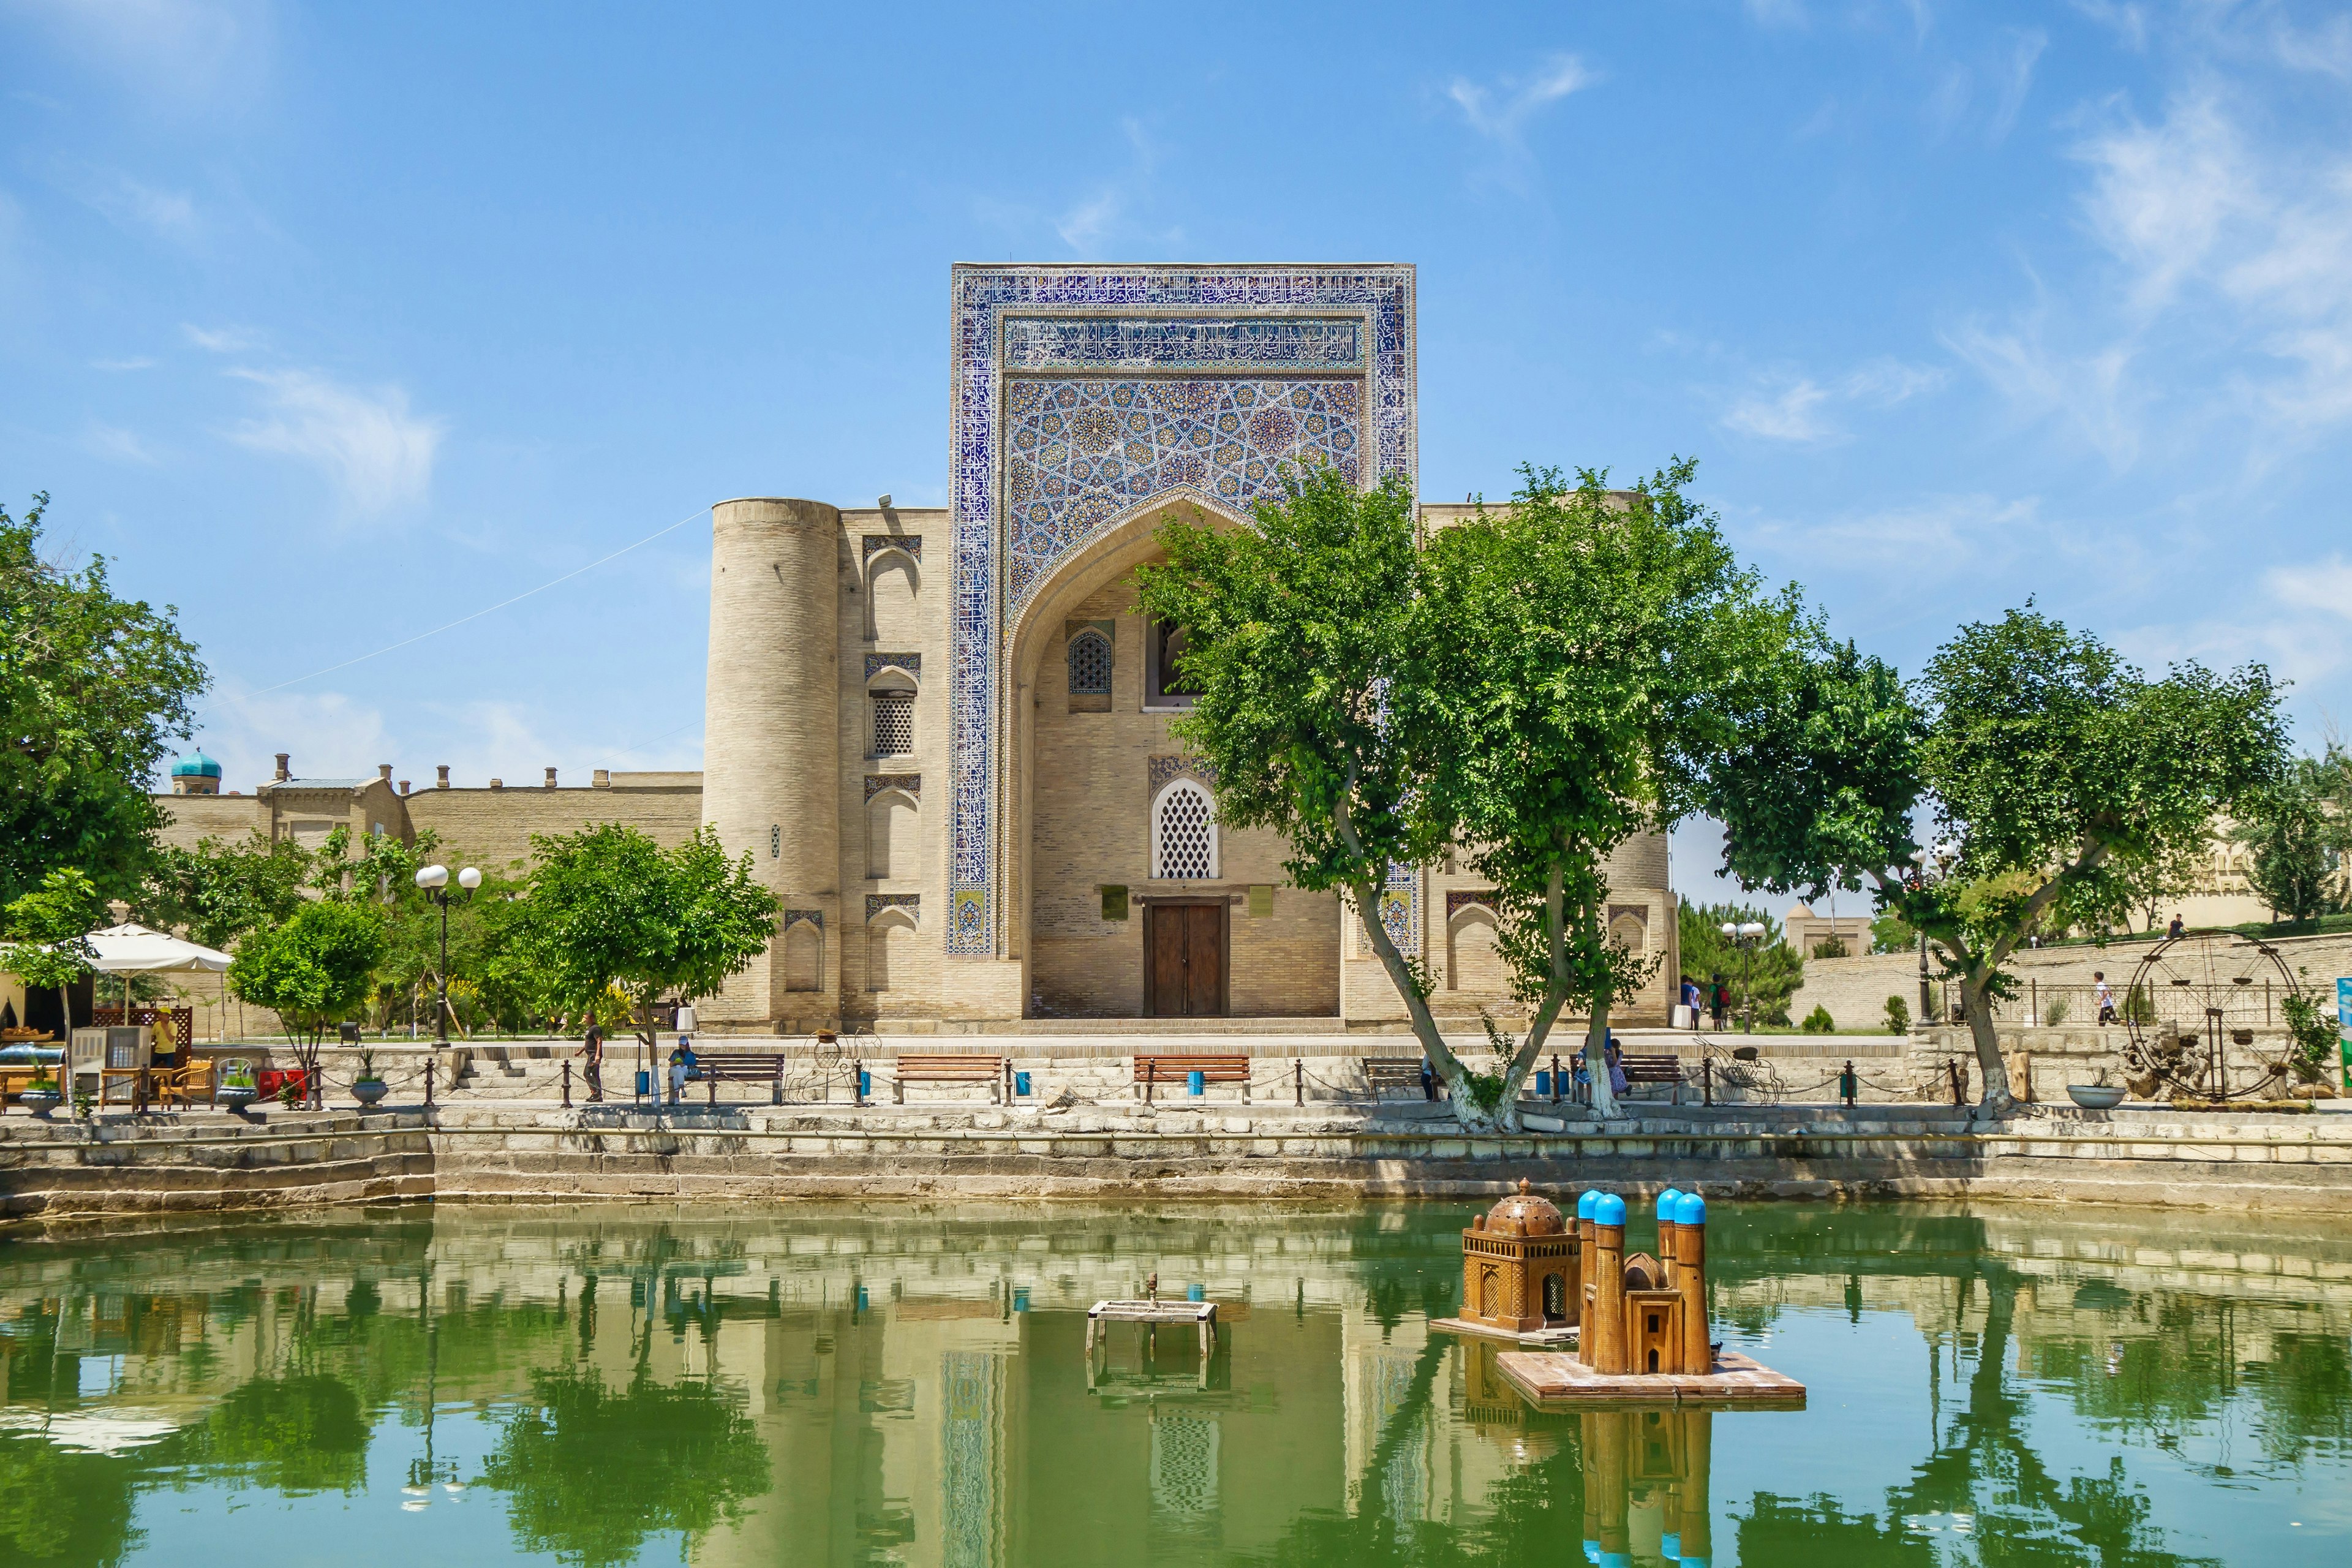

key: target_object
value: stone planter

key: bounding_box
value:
[17,1089,60,1118]
[2066,1084,2127,1109]
[214,1085,258,1111]
[353,1079,388,1108]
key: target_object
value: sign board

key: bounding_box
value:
[2339,978,2351,1091]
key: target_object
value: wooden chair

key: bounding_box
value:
[1133,1054,1253,1102]
[155,1061,214,1107]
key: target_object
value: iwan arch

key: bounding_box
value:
[700,265,1678,1033]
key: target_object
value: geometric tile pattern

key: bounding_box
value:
[949,265,1417,956]
[866,892,921,925]
[1446,889,1499,921]
[864,652,922,680]
[862,533,922,561]
[1146,754,1218,794]
[864,772,921,802]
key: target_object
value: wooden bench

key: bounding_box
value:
[690,1052,790,1105]
[1134,1055,1253,1102]
[1618,1053,1686,1101]
[1362,1057,1434,1100]
[892,1054,1006,1104]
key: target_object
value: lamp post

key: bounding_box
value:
[1911,849,1931,1025]
[1718,921,1767,1033]
[413,864,481,1044]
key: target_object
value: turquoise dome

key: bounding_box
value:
[170,749,221,778]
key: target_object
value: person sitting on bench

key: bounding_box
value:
[668,1036,699,1104]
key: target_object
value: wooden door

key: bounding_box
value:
[1145,902,1226,1017]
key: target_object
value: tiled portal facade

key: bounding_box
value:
[619,265,1679,1030]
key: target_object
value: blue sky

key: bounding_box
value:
[6,1,2351,904]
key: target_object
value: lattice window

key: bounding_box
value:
[1153,781,1216,880]
[1068,630,1112,695]
[871,691,913,756]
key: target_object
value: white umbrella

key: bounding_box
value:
[83,923,231,974]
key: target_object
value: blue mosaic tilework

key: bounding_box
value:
[1445,889,1498,921]
[1147,754,1219,794]
[863,534,922,561]
[949,266,1417,956]
[1002,316,1364,372]
[783,907,824,931]
[1384,860,1421,951]
[1003,377,1361,612]
[864,652,921,680]
[864,773,921,802]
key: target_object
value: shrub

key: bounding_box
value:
[1883,995,1910,1034]
[1811,936,1849,959]
[1801,1005,1835,1034]
[2043,995,2071,1026]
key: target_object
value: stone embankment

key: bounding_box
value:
[1,1096,2345,1223]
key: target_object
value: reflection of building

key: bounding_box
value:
[1582,1409,1713,1568]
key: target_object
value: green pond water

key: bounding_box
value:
[0,1199,2345,1567]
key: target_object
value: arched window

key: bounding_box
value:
[782,920,822,993]
[870,682,914,757]
[1543,1272,1566,1321]
[867,791,918,880]
[1068,630,1112,695]
[867,910,916,992]
[1152,779,1218,880]
[1145,617,1200,708]
[1447,906,1502,992]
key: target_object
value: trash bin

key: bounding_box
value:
[857,1068,871,1099]
[1014,1070,1031,1096]
[1534,1070,1551,1096]
[635,1069,651,1098]
[1189,1069,1205,1095]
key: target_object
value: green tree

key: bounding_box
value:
[1676,902,1804,1026]
[140,832,314,952]
[1711,609,2285,1111]
[1,492,209,907]
[1134,463,1795,1128]
[1411,463,1799,1118]
[0,867,107,1045]
[507,824,778,1064]
[2236,748,2351,923]
[227,900,387,1096]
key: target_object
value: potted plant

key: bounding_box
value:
[18,1076,61,1117]
[2066,1066,2127,1110]
[214,1058,259,1111]
[352,1048,388,1108]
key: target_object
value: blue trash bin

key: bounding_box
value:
[1012,1287,1030,1313]
[1534,1070,1551,1096]
[1189,1069,1205,1095]
[857,1068,871,1099]
[1014,1070,1031,1096]
[635,1069,650,1098]
[1188,1283,1204,1302]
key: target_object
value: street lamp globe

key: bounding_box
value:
[1719,921,1738,938]
[456,867,482,891]
[1739,922,1766,939]
[415,864,449,891]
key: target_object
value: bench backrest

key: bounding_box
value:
[1135,1056,1250,1079]
[895,1055,1003,1069]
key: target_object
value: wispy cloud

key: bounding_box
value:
[61,166,199,243]
[1942,309,2142,466]
[1721,358,1947,443]
[1049,118,1180,258]
[183,322,258,353]
[222,368,445,514]
[89,355,155,371]
[1446,54,1595,153]
[11,0,273,112]
[2267,554,2352,619]
[1743,0,1808,29]
[1746,492,2049,567]
[2074,92,2254,313]
[1987,29,2047,143]
[81,422,156,464]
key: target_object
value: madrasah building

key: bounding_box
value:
[159,265,1679,1034]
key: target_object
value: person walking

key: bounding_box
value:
[1709,974,1730,1031]
[576,1020,605,1102]
[2094,972,2117,1027]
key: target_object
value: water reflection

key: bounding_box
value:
[0,1202,2340,1566]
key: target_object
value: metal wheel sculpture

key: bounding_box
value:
[2119,934,2301,1101]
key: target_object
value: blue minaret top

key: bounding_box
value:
[170,748,222,778]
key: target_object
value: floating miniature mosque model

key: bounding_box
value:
[1436,1178,1806,1406]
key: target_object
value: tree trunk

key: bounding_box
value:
[1959,970,2015,1114]
[1350,887,1515,1133]
[1585,1000,1624,1120]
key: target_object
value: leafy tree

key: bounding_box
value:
[1135,463,1795,1128]
[1676,902,1804,1027]
[1711,609,2285,1111]
[227,900,387,1096]
[1869,911,1920,954]
[1,492,208,907]
[140,832,314,952]
[506,824,778,1064]
[0,867,107,1042]
[2110,832,2212,935]
[2236,748,2351,922]
[1411,463,1800,1118]
[1883,993,1910,1033]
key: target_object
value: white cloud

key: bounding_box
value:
[1721,357,1947,443]
[1987,29,2047,143]
[2266,555,2352,619]
[1446,54,1595,153]
[81,422,155,464]
[69,168,197,243]
[222,367,445,514]
[182,322,258,353]
[2068,2,2148,52]
[1743,0,1807,29]
[89,355,154,371]
[1049,118,1180,258]
[1747,492,2048,567]
[10,0,271,111]
[1942,311,2142,467]
[192,682,396,795]
[2073,92,2255,312]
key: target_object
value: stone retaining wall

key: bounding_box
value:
[1,1099,2345,1223]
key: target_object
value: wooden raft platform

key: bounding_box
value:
[1086,1299,1217,1356]
[1496,1348,1806,1409]
[1428,1316,1579,1349]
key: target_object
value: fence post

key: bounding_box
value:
[424,1055,435,1109]
[1701,1057,1713,1107]
[1947,1058,1964,1107]
[853,1059,864,1107]
[1841,1059,1856,1107]
[1294,1059,1303,1106]
[1146,1060,1156,1104]
[774,1058,785,1107]
[1551,1055,1561,1104]
[709,1063,718,1107]
[562,1058,573,1109]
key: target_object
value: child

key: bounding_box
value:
[2094,973,2117,1026]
